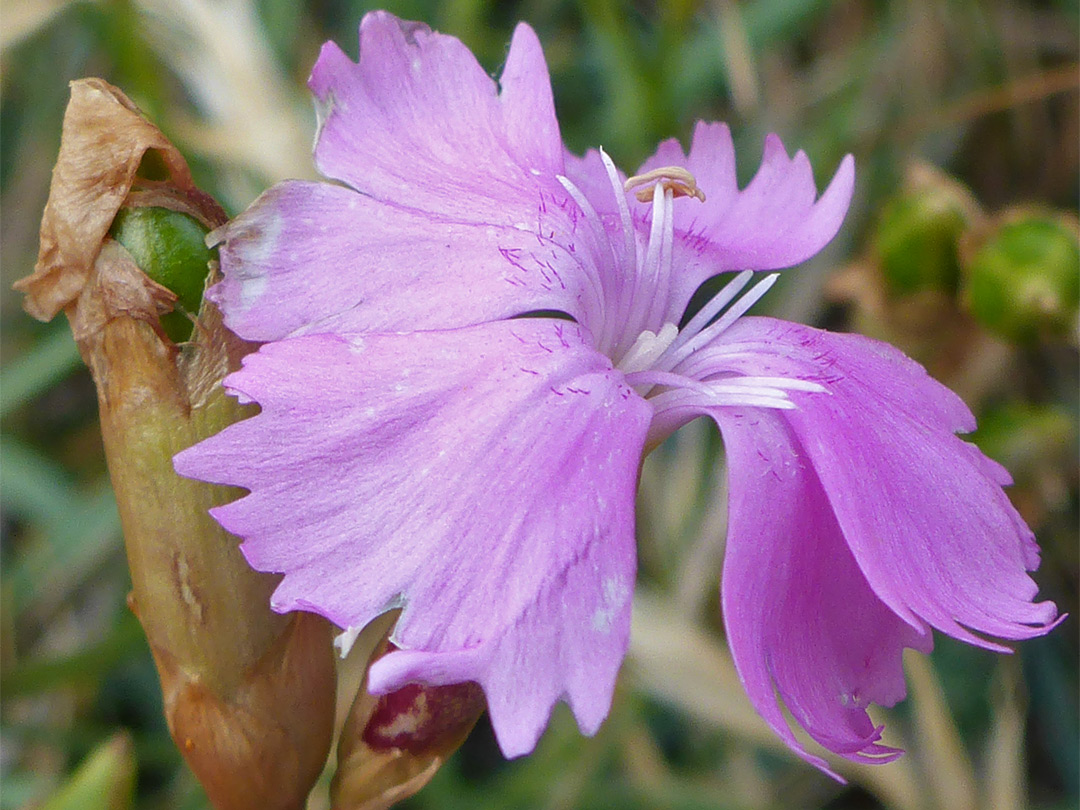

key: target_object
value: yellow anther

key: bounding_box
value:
[623,166,706,203]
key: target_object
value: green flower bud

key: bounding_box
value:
[875,190,968,296]
[962,215,1080,344]
[109,206,213,342]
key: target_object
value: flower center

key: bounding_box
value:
[556,155,709,360]
[556,153,824,435]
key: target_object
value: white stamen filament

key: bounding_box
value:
[653,273,779,373]
[647,386,797,412]
[620,182,671,349]
[624,369,824,402]
[556,173,599,228]
[648,184,677,329]
[607,164,696,362]
[600,149,636,269]
[668,270,753,352]
[555,173,617,343]
[723,376,828,393]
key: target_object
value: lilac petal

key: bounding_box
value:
[714,407,932,774]
[711,317,1059,649]
[309,12,564,224]
[209,180,596,341]
[637,122,855,273]
[499,23,565,175]
[174,319,652,757]
[213,15,607,342]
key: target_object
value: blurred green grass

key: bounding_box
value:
[1,1,1077,808]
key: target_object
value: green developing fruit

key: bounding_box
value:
[875,191,968,296]
[963,216,1079,344]
[110,206,213,342]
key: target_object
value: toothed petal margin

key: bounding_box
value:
[174,319,651,756]
[715,407,932,776]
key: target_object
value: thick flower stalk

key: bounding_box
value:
[175,12,1060,776]
[16,79,336,809]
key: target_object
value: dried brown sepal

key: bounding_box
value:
[15,78,225,322]
[331,641,486,810]
[14,79,336,810]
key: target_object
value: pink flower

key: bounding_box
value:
[174,11,1059,775]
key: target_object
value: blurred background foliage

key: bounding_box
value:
[1,0,1077,808]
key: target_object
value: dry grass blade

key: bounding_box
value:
[0,0,80,51]
[985,658,1028,810]
[906,652,979,810]
[133,0,316,189]
[630,592,780,752]
[712,0,760,113]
